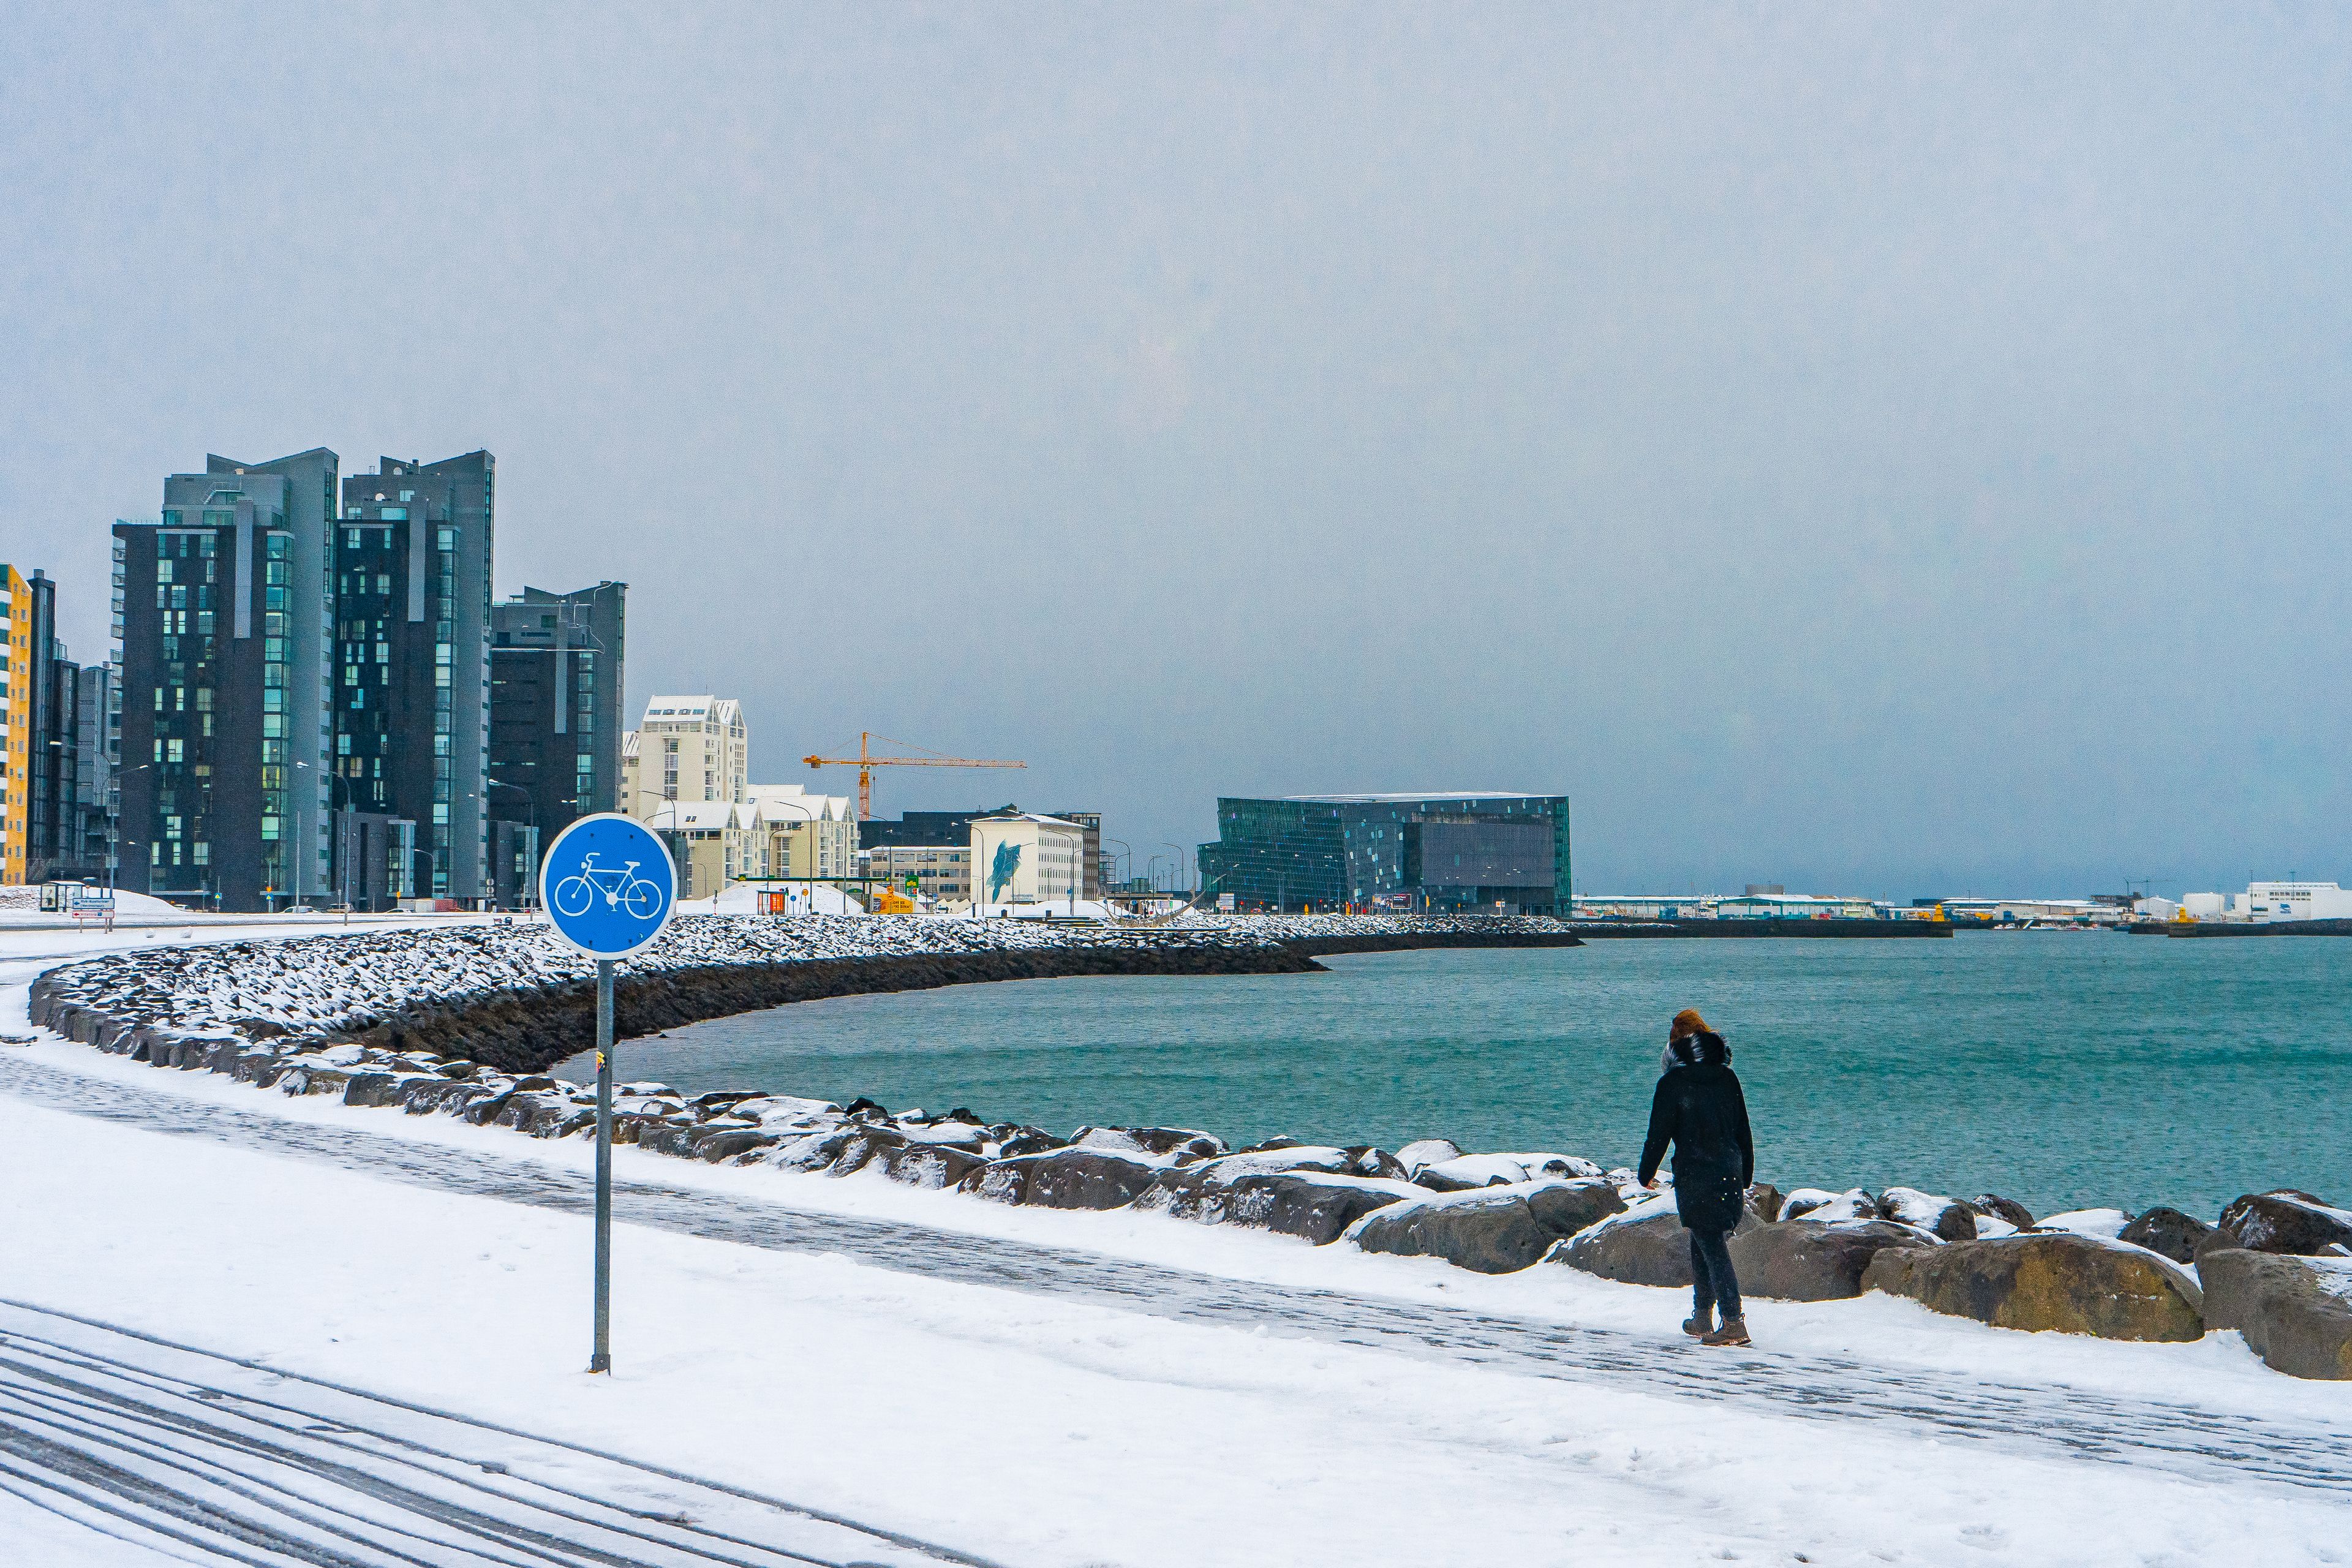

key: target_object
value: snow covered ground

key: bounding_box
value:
[4,923,2349,1566]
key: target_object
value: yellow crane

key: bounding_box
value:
[802,732,1026,820]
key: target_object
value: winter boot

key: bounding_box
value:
[1681,1308,1714,1338]
[1700,1316,1751,1347]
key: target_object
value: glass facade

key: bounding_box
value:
[1199,793,1570,914]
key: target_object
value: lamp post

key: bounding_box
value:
[486,777,538,911]
[1163,843,1189,897]
[765,796,817,916]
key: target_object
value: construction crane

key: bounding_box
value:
[802,732,1026,820]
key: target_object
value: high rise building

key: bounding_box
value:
[334,453,494,902]
[488,581,626,904]
[115,449,340,910]
[0,565,31,882]
[16,569,100,884]
[622,696,746,816]
[73,663,115,881]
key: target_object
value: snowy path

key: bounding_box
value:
[6,1052,2346,1504]
[0,1298,997,1567]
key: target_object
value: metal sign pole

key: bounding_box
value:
[590,957,614,1374]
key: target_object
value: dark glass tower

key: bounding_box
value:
[336,453,494,902]
[488,581,625,906]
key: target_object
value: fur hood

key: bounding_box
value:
[1660,1029,1731,1073]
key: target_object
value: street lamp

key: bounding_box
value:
[764,796,817,916]
[1163,843,1189,897]
[486,777,538,911]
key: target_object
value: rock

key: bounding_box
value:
[1549,1194,1763,1287]
[992,1126,1062,1159]
[766,1126,857,1172]
[876,1141,990,1189]
[1861,1232,2204,1341]
[2197,1250,2352,1380]
[494,1092,579,1138]
[279,1063,356,1098]
[1746,1183,1784,1223]
[1072,1125,1228,1162]
[1729,1219,1937,1302]
[341,1071,411,1109]
[1879,1187,1978,1242]
[1525,1178,1630,1240]
[2032,1208,2131,1242]
[1414,1152,1604,1193]
[2198,1190,2352,1261]
[1346,1145,1409,1181]
[1777,1187,1839,1221]
[1970,1193,2037,1230]
[1396,1138,1463,1174]
[1349,1188,1558,1273]
[695,1129,783,1163]
[967,1147,1165,1210]
[1785,1188,1877,1224]
[1142,1170,1414,1245]
[2116,1207,2212,1265]
[1351,1177,1627,1273]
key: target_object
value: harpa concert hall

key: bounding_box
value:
[1197,793,1570,914]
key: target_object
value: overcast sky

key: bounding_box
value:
[5,4,2348,897]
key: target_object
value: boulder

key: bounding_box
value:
[1971,1193,2037,1229]
[342,1071,412,1109]
[1415,1152,1604,1193]
[1153,1172,1413,1245]
[2197,1250,2352,1380]
[1396,1138,1463,1174]
[1729,1219,1937,1302]
[1879,1187,1978,1242]
[1071,1125,1227,1162]
[766,1126,857,1171]
[1861,1232,2204,1341]
[1346,1145,1409,1181]
[2032,1208,2131,1242]
[687,1128,781,1162]
[1785,1188,1877,1224]
[1746,1183,1785,1224]
[966,1147,1165,1210]
[876,1141,990,1189]
[1349,1188,1558,1273]
[2116,1207,2212,1265]
[1351,1178,1627,1273]
[2197,1190,2352,1261]
[1549,1194,1763,1287]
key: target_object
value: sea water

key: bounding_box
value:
[561,932,2352,1218]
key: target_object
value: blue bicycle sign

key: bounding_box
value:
[539,814,677,960]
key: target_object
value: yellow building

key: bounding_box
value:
[1,565,29,883]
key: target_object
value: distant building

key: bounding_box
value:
[0,565,30,882]
[489,581,626,896]
[336,453,494,903]
[625,695,745,816]
[115,449,341,910]
[862,808,1001,851]
[971,812,1087,907]
[1050,810,1103,900]
[1197,793,1571,914]
[864,842,972,905]
[644,799,765,900]
[747,784,857,883]
[73,663,115,880]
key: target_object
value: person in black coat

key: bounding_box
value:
[1637,1008,1757,1346]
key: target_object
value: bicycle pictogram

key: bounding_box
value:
[550,853,665,921]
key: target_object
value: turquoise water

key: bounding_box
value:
[569,934,2352,1219]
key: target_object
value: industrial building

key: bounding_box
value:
[1197,793,1570,914]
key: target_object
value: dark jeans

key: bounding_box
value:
[1689,1227,1743,1322]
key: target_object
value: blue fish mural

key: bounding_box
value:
[989,840,1022,900]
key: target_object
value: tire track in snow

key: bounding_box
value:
[0,1300,1004,1568]
[6,1052,2348,1501]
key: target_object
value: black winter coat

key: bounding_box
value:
[1637,1032,1756,1234]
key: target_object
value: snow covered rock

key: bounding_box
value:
[1395,1138,1462,1174]
[1728,1219,1938,1302]
[1134,1146,1419,1242]
[965,1147,1167,1210]
[2032,1208,2132,1242]
[1861,1232,2205,1341]
[2116,1207,2212,1265]
[1878,1187,1977,1242]
[1414,1152,1604,1193]
[2198,1250,2352,1380]
[1548,1192,1765,1287]
[2196,1190,2352,1261]
[1349,1178,1626,1274]
[1970,1193,2037,1230]
[1071,1126,1227,1163]
[1783,1188,1877,1224]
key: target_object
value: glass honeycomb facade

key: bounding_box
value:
[1197,793,1570,914]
